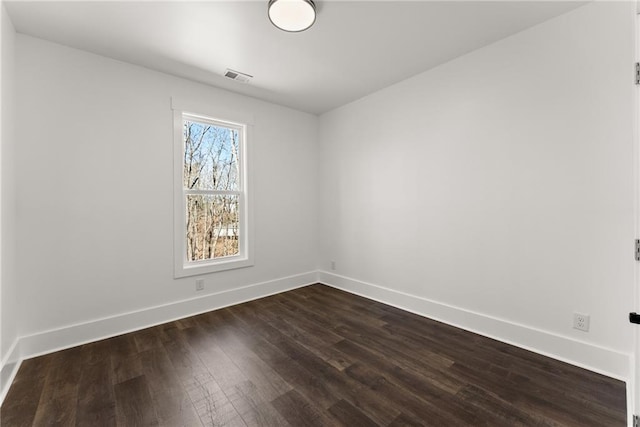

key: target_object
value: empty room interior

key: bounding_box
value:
[0,0,639,425]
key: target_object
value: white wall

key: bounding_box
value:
[1,2,18,393]
[319,1,635,378]
[14,35,319,347]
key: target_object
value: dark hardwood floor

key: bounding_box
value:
[0,284,626,426]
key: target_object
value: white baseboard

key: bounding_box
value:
[18,271,319,364]
[0,339,22,405]
[318,271,631,382]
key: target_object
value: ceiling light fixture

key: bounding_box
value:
[268,0,316,32]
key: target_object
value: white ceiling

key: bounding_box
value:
[5,1,586,115]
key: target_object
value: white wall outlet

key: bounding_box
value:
[331,260,336,270]
[195,279,205,291]
[573,312,590,332]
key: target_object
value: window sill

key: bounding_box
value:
[175,256,254,278]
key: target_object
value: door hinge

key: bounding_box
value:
[633,414,639,427]
[635,63,640,85]
[635,239,640,261]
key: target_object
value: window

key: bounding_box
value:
[173,103,252,278]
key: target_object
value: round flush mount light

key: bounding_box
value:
[268,0,316,32]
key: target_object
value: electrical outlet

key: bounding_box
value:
[331,260,336,270]
[573,312,590,332]
[195,279,205,291]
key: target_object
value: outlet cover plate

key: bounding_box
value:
[573,312,590,332]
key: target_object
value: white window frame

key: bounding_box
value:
[172,98,254,278]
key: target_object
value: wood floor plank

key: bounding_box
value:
[31,393,77,427]
[9,353,54,384]
[226,380,291,427]
[388,412,427,427]
[230,306,404,424]
[278,291,457,381]
[454,384,554,427]
[75,358,116,426]
[256,302,357,371]
[114,375,158,427]
[303,291,389,329]
[109,334,142,385]
[269,292,341,331]
[133,328,163,353]
[163,325,252,426]
[0,367,47,427]
[185,325,248,389]
[161,327,209,381]
[222,313,399,425]
[0,284,627,427]
[38,346,84,404]
[196,314,293,401]
[185,371,245,426]
[344,361,474,426]
[111,352,144,386]
[327,399,378,426]
[138,347,202,426]
[381,313,604,405]
[267,298,344,345]
[272,389,336,427]
[227,308,343,412]
[333,322,465,395]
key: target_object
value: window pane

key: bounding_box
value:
[185,194,239,261]
[183,119,240,191]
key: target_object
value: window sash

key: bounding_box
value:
[183,193,245,263]
[182,115,244,193]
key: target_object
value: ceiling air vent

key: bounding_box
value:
[223,68,253,83]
